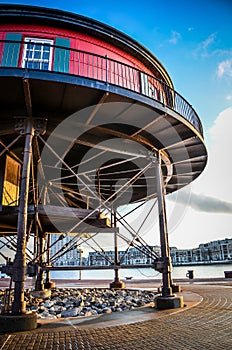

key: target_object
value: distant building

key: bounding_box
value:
[170,247,193,264]
[170,238,232,265]
[87,245,160,266]
[50,237,232,267]
[125,246,161,265]
[50,234,82,266]
[199,238,232,261]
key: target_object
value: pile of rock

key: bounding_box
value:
[17,288,156,319]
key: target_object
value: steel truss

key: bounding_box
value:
[0,104,185,313]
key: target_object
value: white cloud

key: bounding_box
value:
[169,191,232,214]
[194,108,232,200]
[168,31,181,44]
[201,33,216,50]
[226,94,232,100]
[217,59,232,78]
[167,108,232,248]
[208,107,232,144]
[194,32,217,57]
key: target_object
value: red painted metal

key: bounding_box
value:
[0,31,6,65]
[0,24,154,76]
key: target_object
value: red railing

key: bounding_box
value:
[0,40,204,136]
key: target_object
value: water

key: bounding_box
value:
[50,263,232,280]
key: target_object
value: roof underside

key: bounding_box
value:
[0,73,207,237]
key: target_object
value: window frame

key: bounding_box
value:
[22,37,54,71]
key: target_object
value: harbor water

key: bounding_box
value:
[50,263,232,280]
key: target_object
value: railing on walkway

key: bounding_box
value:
[0,40,203,136]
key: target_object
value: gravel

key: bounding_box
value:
[0,287,158,319]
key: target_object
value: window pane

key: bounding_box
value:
[25,49,33,59]
[44,44,51,51]
[42,52,50,60]
[35,44,42,51]
[42,62,49,70]
[27,62,33,69]
[33,62,40,69]
[29,43,36,50]
[34,51,40,59]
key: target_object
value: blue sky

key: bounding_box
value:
[1,0,232,250]
[1,0,231,132]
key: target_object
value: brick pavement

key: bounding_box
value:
[0,283,231,350]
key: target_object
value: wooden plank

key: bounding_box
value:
[38,205,99,219]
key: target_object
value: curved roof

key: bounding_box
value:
[0,4,207,236]
[0,4,173,87]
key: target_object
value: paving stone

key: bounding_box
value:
[0,284,232,349]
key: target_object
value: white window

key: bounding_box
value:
[22,38,53,70]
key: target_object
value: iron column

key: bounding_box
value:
[113,210,120,283]
[155,151,172,297]
[12,118,34,314]
[110,209,124,289]
[79,247,83,280]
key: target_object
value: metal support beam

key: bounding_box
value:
[79,247,83,280]
[155,152,172,297]
[44,233,55,289]
[113,211,119,282]
[110,209,124,289]
[8,118,47,314]
[85,92,109,125]
[35,233,45,291]
[42,264,155,271]
[12,118,34,314]
[153,151,184,308]
[23,79,32,118]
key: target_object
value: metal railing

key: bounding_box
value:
[0,40,204,136]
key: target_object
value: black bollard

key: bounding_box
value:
[186,270,194,279]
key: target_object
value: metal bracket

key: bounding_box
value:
[146,150,158,163]
[1,262,41,278]
[153,257,172,273]
[27,263,41,277]
[1,262,14,277]
[14,117,47,135]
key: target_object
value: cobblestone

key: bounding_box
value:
[0,284,231,349]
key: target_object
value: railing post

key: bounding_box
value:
[105,55,108,85]
[0,39,203,135]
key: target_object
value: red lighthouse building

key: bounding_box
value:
[0,5,207,331]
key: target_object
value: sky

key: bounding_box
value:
[0,0,232,251]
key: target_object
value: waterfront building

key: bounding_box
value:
[50,235,82,266]
[170,247,193,264]
[51,238,232,267]
[198,238,232,262]
[124,246,161,265]
[49,238,232,267]
[63,245,161,267]
[88,246,160,266]
[170,238,232,265]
